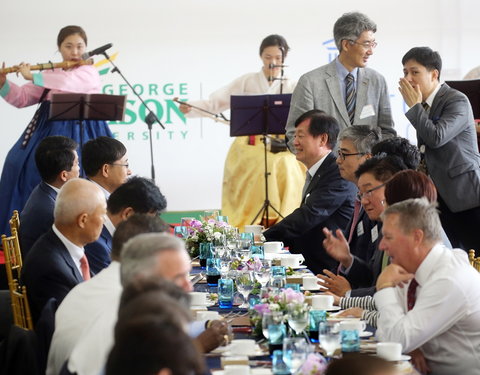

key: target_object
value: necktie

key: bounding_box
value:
[407,278,418,311]
[345,73,356,124]
[421,102,430,112]
[348,199,362,243]
[302,172,312,199]
[80,255,91,281]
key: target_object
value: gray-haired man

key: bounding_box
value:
[285,11,395,151]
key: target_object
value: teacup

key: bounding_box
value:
[311,294,334,310]
[280,254,304,268]
[263,241,284,253]
[243,225,264,235]
[189,291,208,306]
[224,364,251,375]
[302,275,319,290]
[229,339,256,355]
[196,310,220,321]
[339,320,367,333]
[377,342,403,361]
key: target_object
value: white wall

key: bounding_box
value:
[1,0,479,210]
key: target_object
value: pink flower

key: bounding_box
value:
[299,353,327,375]
[190,220,203,229]
[282,288,305,304]
[253,303,271,315]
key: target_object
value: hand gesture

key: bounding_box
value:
[337,307,364,319]
[376,263,414,290]
[322,227,353,268]
[398,77,422,108]
[409,348,431,374]
[18,62,33,81]
[174,97,191,114]
[317,269,351,297]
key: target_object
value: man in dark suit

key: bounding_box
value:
[264,110,356,274]
[85,176,167,274]
[22,178,106,324]
[19,136,79,256]
[399,47,480,251]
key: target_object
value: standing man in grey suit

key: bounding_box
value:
[399,47,480,252]
[286,12,395,151]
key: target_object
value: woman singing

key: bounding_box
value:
[179,34,306,229]
[0,25,113,235]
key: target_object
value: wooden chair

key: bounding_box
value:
[468,249,480,272]
[9,209,20,235]
[2,228,23,288]
[9,279,33,330]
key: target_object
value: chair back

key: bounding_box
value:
[9,210,20,236]
[469,249,480,272]
[2,229,23,289]
[10,280,33,330]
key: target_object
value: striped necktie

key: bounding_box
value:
[345,73,356,124]
[407,279,418,311]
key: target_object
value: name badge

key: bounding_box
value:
[371,225,379,243]
[359,104,375,119]
[356,221,364,237]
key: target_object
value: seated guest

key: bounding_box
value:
[399,47,480,251]
[264,110,357,274]
[375,198,480,374]
[371,136,420,170]
[20,136,79,256]
[21,178,106,324]
[82,136,131,198]
[47,214,168,375]
[326,354,399,375]
[320,155,406,296]
[85,176,167,273]
[336,126,381,265]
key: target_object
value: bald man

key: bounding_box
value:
[21,178,106,324]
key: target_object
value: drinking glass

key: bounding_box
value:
[287,304,309,336]
[262,311,284,340]
[250,245,264,259]
[216,215,229,223]
[254,259,271,287]
[235,271,255,308]
[318,321,341,357]
[174,225,188,239]
[199,242,213,268]
[218,277,234,309]
[308,310,327,343]
[282,337,310,374]
[206,257,221,286]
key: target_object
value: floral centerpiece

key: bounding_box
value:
[298,353,327,375]
[184,218,235,257]
[230,256,263,271]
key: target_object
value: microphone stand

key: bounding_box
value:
[102,51,164,183]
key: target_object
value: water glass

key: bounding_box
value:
[271,275,286,289]
[218,278,234,309]
[240,232,254,246]
[174,225,188,239]
[340,328,360,353]
[285,283,301,292]
[287,304,309,336]
[272,350,290,375]
[319,321,341,357]
[254,259,271,287]
[199,242,213,268]
[206,257,221,286]
[308,310,327,343]
[250,245,264,259]
[216,215,229,223]
[235,271,255,309]
[262,311,284,340]
[282,337,310,374]
[271,266,286,277]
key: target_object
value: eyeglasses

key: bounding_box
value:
[338,151,365,161]
[357,182,386,201]
[348,40,378,49]
[109,163,129,169]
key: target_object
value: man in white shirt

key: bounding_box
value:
[375,198,480,375]
[21,178,106,324]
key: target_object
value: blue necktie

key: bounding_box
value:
[345,73,356,124]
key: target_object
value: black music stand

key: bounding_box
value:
[49,93,126,174]
[230,94,292,227]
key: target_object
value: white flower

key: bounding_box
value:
[213,232,222,239]
[269,303,281,311]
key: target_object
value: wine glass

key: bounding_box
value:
[235,271,255,308]
[262,311,283,340]
[282,337,310,374]
[318,321,341,357]
[287,303,309,336]
[254,259,271,287]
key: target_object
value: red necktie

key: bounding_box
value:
[80,255,91,281]
[348,200,362,243]
[407,279,418,311]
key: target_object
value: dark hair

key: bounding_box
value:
[294,109,340,149]
[402,47,442,79]
[371,137,420,170]
[107,315,203,375]
[107,176,167,215]
[82,136,127,177]
[326,353,395,375]
[259,34,290,57]
[111,214,169,261]
[333,12,377,51]
[34,136,78,183]
[385,170,437,206]
[57,25,87,47]
[355,154,407,182]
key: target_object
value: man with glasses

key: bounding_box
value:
[285,12,395,152]
[82,136,132,198]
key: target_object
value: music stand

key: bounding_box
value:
[49,93,126,174]
[230,94,292,227]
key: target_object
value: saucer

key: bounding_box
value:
[360,331,373,338]
[222,346,266,357]
[301,285,325,291]
[400,354,411,361]
[290,265,307,270]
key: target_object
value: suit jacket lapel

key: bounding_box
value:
[50,230,84,282]
[355,68,369,122]
[303,153,335,205]
[325,61,351,125]
[430,83,448,118]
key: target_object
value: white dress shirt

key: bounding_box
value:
[46,261,122,375]
[375,243,480,375]
[52,224,85,276]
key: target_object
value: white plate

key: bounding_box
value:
[301,285,326,291]
[400,354,411,361]
[290,265,307,270]
[360,331,373,338]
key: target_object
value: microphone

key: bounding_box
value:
[268,63,288,69]
[81,43,113,59]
